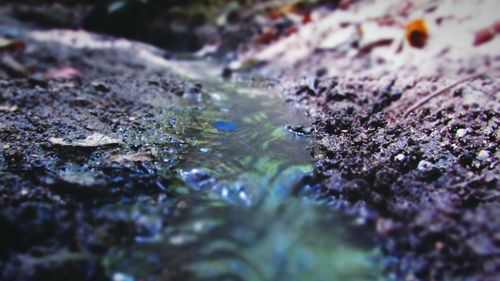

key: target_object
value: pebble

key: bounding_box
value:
[28,73,48,87]
[92,81,110,92]
[456,128,467,138]
[395,154,405,161]
[477,150,490,160]
[417,160,434,171]
[180,168,216,190]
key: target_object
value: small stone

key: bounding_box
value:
[376,218,395,235]
[0,105,18,112]
[395,154,405,161]
[417,160,441,179]
[286,125,314,136]
[435,241,445,250]
[417,160,434,171]
[458,152,474,166]
[92,81,110,92]
[28,73,48,87]
[456,128,467,138]
[477,150,490,160]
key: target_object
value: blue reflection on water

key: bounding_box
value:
[215,120,239,132]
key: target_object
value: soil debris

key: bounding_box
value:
[49,133,122,147]
[108,151,157,164]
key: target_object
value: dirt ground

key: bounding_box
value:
[0,10,204,280]
[286,74,499,281]
[272,1,500,280]
[0,1,499,281]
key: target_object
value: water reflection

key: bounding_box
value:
[105,67,384,281]
[106,193,382,281]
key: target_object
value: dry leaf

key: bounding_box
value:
[0,37,26,52]
[46,66,81,80]
[406,19,429,48]
[473,21,500,46]
[108,151,157,164]
[49,133,122,147]
[0,105,18,112]
[357,38,394,55]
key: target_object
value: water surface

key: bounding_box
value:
[106,61,384,281]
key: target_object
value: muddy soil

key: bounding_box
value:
[0,13,206,280]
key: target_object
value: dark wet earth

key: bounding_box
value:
[1,9,499,281]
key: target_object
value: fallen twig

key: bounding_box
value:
[403,72,487,118]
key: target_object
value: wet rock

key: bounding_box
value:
[28,73,48,87]
[286,125,314,136]
[417,160,436,172]
[180,168,217,191]
[92,81,110,92]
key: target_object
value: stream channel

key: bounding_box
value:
[103,60,385,281]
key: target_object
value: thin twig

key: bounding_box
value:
[404,72,487,117]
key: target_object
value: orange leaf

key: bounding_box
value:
[406,19,429,48]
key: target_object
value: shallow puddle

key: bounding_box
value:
[105,61,384,281]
